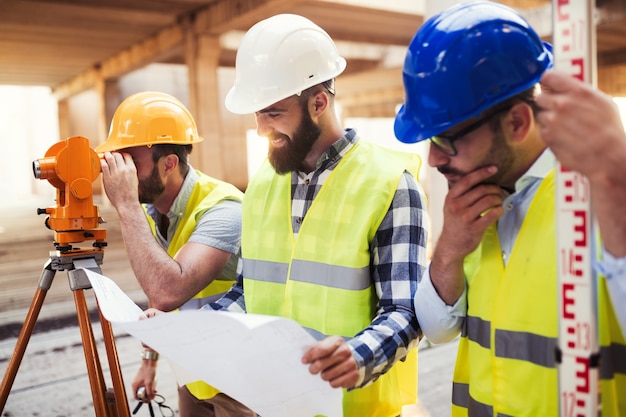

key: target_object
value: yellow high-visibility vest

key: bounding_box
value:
[146,170,243,400]
[242,141,421,417]
[454,170,626,416]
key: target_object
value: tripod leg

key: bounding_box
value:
[0,263,55,412]
[74,288,110,417]
[98,308,130,417]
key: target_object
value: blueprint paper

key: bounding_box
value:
[84,269,343,417]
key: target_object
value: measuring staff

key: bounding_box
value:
[552,0,602,415]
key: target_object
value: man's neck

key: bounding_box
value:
[153,170,187,215]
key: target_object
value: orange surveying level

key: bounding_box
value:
[0,136,130,417]
[32,135,106,251]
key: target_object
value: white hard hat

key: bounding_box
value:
[225,14,347,114]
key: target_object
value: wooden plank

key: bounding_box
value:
[282,2,422,46]
[52,24,185,99]
[0,0,175,27]
[193,0,308,34]
[599,64,626,95]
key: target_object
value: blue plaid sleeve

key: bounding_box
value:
[347,171,428,388]
[203,258,247,313]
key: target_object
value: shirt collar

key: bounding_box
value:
[514,148,555,193]
[312,128,358,171]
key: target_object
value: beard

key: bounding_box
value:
[138,163,165,204]
[438,128,514,189]
[268,108,321,174]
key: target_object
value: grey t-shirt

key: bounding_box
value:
[146,168,242,282]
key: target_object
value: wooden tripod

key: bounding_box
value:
[0,251,130,417]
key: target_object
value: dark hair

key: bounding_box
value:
[321,79,336,96]
[298,78,337,103]
[150,144,192,175]
[488,85,540,130]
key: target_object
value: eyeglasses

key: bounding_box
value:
[132,393,174,417]
[430,106,512,156]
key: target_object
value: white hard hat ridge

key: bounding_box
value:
[225,14,347,114]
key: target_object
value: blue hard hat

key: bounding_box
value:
[394,1,553,144]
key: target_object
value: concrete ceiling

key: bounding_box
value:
[1,0,626,98]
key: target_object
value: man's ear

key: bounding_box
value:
[312,90,329,115]
[162,153,179,175]
[508,101,533,142]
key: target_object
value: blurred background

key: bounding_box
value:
[1,0,626,415]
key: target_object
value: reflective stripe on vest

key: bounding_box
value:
[146,170,243,400]
[462,316,557,368]
[242,258,370,290]
[452,382,514,417]
[242,141,421,417]
[453,171,626,417]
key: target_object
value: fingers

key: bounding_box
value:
[132,362,158,401]
[302,336,342,365]
[450,185,503,222]
[100,153,109,172]
[100,151,134,184]
[131,380,141,400]
[536,70,588,124]
[319,356,359,389]
[448,165,498,199]
[536,70,626,180]
[135,384,157,402]
[537,70,609,128]
[144,308,163,318]
[101,151,134,169]
[446,165,504,222]
[436,165,504,262]
[302,336,359,389]
[538,70,581,95]
[143,383,157,401]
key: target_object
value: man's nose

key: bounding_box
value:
[428,142,450,167]
[255,113,272,138]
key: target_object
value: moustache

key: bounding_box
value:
[437,166,464,177]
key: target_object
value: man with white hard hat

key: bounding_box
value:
[210,13,428,416]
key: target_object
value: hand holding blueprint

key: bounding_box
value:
[84,269,343,417]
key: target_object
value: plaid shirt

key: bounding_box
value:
[207,129,428,388]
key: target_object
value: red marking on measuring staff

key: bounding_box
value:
[575,356,590,393]
[562,283,576,319]
[573,210,588,247]
[557,0,571,19]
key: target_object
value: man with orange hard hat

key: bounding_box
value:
[96,91,255,417]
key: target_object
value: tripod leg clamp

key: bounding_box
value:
[68,258,101,290]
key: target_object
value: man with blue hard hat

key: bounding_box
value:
[394,2,626,416]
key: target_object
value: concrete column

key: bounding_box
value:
[185,27,252,189]
[185,32,226,180]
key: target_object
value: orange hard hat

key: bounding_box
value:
[96,91,203,153]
